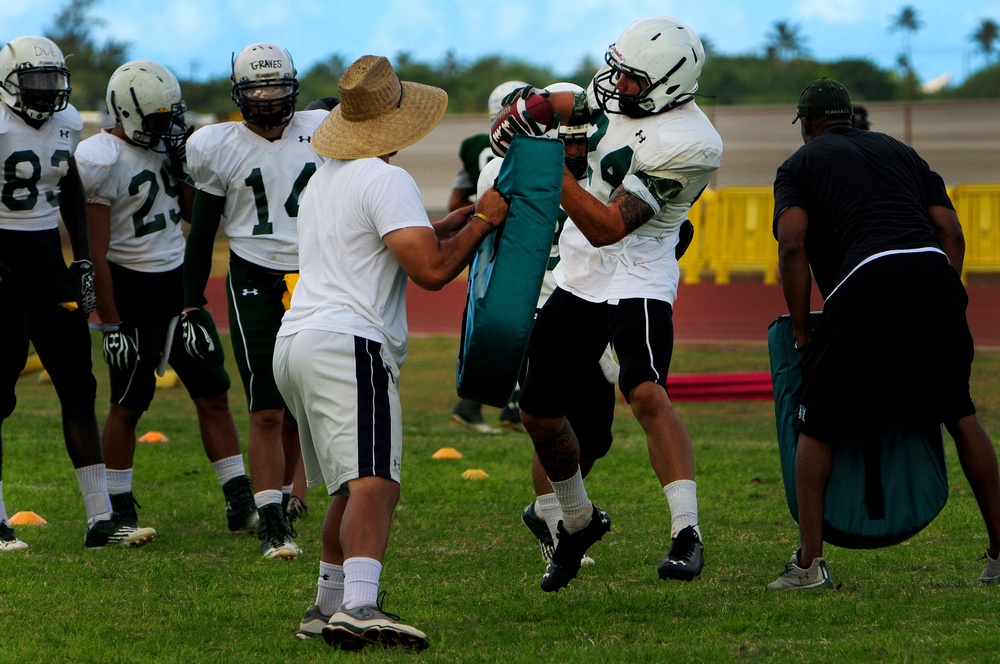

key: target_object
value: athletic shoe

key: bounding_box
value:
[540,505,611,593]
[222,476,258,534]
[0,521,28,552]
[257,503,300,560]
[286,495,308,523]
[323,594,428,651]
[85,514,156,548]
[295,604,332,639]
[109,491,141,528]
[657,525,704,581]
[522,502,556,562]
[979,550,1000,584]
[450,399,499,434]
[767,552,834,590]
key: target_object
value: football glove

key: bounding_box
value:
[179,308,223,365]
[102,323,139,373]
[68,259,96,314]
[499,85,548,108]
[489,95,557,158]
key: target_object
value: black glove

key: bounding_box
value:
[500,85,548,107]
[675,219,695,260]
[102,323,139,372]
[179,308,223,364]
[68,259,96,314]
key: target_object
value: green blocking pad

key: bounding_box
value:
[768,313,948,549]
[456,135,564,407]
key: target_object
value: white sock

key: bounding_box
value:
[534,492,562,542]
[342,557,382,610]
[663,479,700,539]
[282,484,294,497]
[212,455,246,486]
[316,561,345,614]
[549,469,592,533]
[106,468,133,496]
[0,481,8,523]
[76,464,112,526]
[254,489,283,509]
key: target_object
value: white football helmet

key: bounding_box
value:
[487,80,529,118]
[545,82,588,141]
[0,36,71,121]
[593,17,704,117]
[106,60,187,151]
[231,42,299,130]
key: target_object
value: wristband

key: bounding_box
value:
[474,212,496,232]
[89,322,121,332]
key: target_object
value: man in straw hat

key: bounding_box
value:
[274,55,509,650]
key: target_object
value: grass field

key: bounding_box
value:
[2,334,999,663]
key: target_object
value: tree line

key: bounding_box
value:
[26,0,1000,120]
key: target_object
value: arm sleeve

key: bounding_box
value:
[182,190,225,308]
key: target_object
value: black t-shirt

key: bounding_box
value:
[772,126,952,297]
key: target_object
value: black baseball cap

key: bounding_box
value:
[793,78,853,124]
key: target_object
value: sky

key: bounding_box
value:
[6,0,1000,90]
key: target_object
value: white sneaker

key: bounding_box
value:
[323,595,428,651]
[0,521,28,552]
[768,551,834,590]
[979,550,1000,584]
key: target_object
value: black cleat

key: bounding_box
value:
[657,525,704,581]
[540,505,610,592]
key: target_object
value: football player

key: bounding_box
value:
[447,80,526,434]
[493,17,722,590]
[0,36,154,550]
[498,82,619,569]
[75,60,257,538]
[182,42,329,560]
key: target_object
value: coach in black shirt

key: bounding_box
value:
[768,77,1000,589]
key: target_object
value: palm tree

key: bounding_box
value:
[765,21,808,60]
[970,18,1000,65]
[889,6,922,64]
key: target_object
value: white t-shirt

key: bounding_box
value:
[556,85,723,305]
[277,157,433,367]
[76,130,184,272]
[186,109,328,271]
[0,103,82,231]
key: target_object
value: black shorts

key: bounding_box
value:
[520,288,674,455]
[0,228,96,419]
[796,252,976,440]
[107,263,230,411]
[226,252,294,412]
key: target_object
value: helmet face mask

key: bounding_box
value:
[106,60,187,151]
[546,82,589,179]
[0,36,72,121]
[231,42,299,130]
[593,17,704,118]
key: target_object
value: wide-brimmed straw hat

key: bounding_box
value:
[313,55,448,159]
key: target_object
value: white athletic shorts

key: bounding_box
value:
[273,329,402,495]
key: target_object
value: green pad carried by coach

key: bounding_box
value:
[768,313,948,549]
[456,134,563,408]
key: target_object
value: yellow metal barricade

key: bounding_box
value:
[710,186,778,284]
[951,184,1000,280]
[679,189,715,284]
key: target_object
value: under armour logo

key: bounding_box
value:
[60,130,69,138]
[298,135,311,143]
[242,288,259,296]
[798,405,807,421]
[321,573,330,581]
[635,129,646,143]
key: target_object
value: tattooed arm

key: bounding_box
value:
[559,168,658,247]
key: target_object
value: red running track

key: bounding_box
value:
[204,278,1000,349]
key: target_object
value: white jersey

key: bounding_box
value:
[0,103,82,231]
[76,130,184,272]
[278,157,433,368]
[556,89,723,305]
[186,109,328,271]
[476,157,568,309]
